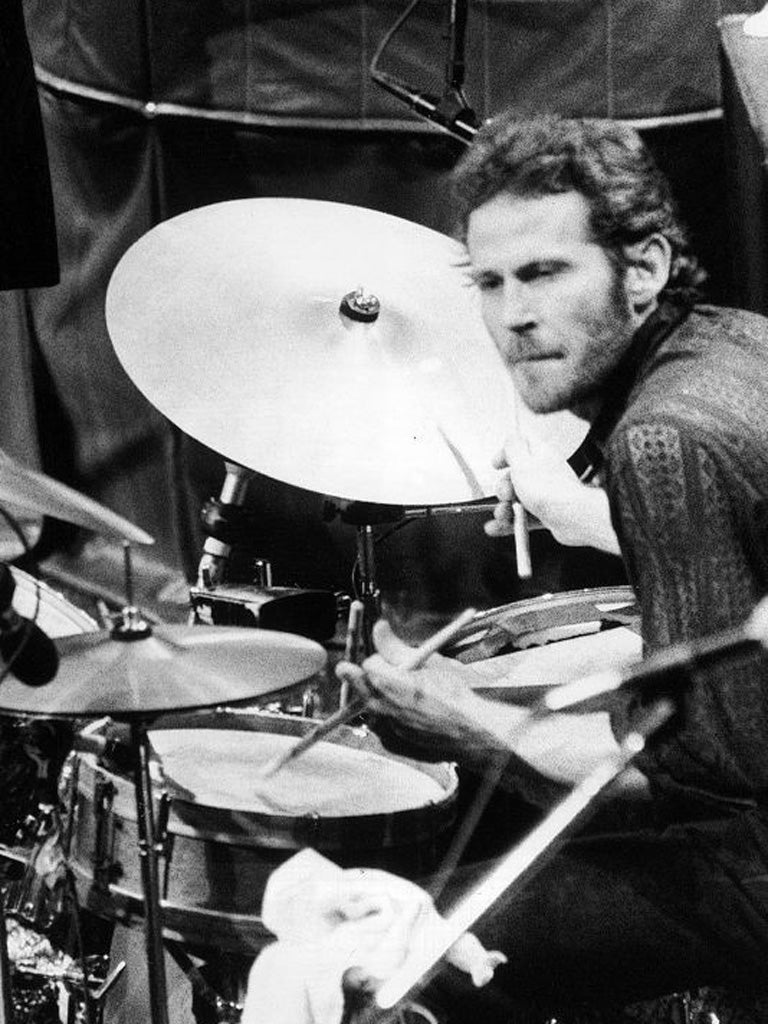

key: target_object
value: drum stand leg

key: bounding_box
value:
[0,897,14,1024]
[130,721,169,1024]
[164,942,243,1024]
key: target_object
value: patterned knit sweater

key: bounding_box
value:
[605,305,768,809]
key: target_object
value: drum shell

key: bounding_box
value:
[62,712,458,953]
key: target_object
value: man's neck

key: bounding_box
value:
[566,298,692,480]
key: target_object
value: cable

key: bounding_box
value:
[370,0,425,78]
[369,0,479,143]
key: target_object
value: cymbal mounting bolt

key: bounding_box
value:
[339,286,380,323]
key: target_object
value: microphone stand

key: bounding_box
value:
[370,0,479,144]
[444,0,472,107]
[375,696,676,1011]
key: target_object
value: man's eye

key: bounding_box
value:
[472,274,501,291]
[519,262,564,283]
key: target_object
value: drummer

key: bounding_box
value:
[340,113,768,1019]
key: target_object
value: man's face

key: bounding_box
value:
[466,190,637,416]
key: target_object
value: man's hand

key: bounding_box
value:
[486,422,620,555]
[336,617,624,787]
[336,620,497,761]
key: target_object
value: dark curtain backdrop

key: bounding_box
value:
[720,16,768,318]
[25,0,759,124]
[0,1,759,620]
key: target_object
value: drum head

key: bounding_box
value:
[10,567,98,638]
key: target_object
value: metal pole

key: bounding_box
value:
[0,897,14,1024]
[355,525,380,656]
[130,721,169,1024]
[376,698,676,1010]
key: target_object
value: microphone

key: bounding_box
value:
[370,69,478,144]
[538,597,768,714]
[0,563,58,686]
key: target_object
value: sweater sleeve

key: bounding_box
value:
[604,415,768,805]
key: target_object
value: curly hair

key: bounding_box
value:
[452,113,706,305]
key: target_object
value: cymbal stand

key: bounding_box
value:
[354,525,379,656]
[328,501,391,656]
[0,896,13,1024]
[129,718,169,1024]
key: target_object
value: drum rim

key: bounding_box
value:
[445,584,639,663]
[68,712,459,845]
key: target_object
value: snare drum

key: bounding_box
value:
[445,585,640,664]
[62,712,458,953]
[0,569,97,847]
[452,587,641,726]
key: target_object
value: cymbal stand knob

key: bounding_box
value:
[339,287,380,323]
[112,605,152,640]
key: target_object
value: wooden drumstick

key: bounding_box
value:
[339,598,365,708]
[511,402,532,580]
[261,607,477,776]
[513,501,532,579]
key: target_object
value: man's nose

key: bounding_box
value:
[502,283,536,333]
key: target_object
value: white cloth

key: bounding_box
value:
[241,849,506,1024]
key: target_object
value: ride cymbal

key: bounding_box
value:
[0,623,326,718]
[106,198,585,506]
[0,448,154,545]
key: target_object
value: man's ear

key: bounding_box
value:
[623,234,673,311]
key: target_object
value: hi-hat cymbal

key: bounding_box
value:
[0,448,154,545]
[0,623,326,718]
[106,198,585,506]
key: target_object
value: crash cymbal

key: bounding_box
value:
[0,448,154,545]
[106,198,585,506]
[0,622,326,718]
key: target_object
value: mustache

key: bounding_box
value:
[508,338,562,361]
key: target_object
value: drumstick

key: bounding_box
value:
[513,502,532,578]
[261,607,477,776]
[339,598,365,708]
[511,402,532,580]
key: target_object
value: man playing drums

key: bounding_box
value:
[340,114,768,1019]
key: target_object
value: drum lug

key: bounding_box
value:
[155,792,173,863]
[301,812,322,845]
[301,686,318,718]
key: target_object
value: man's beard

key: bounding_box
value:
[520,271,637,418]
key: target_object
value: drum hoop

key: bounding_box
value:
[73,715,459,849]
[446,584,639,662]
